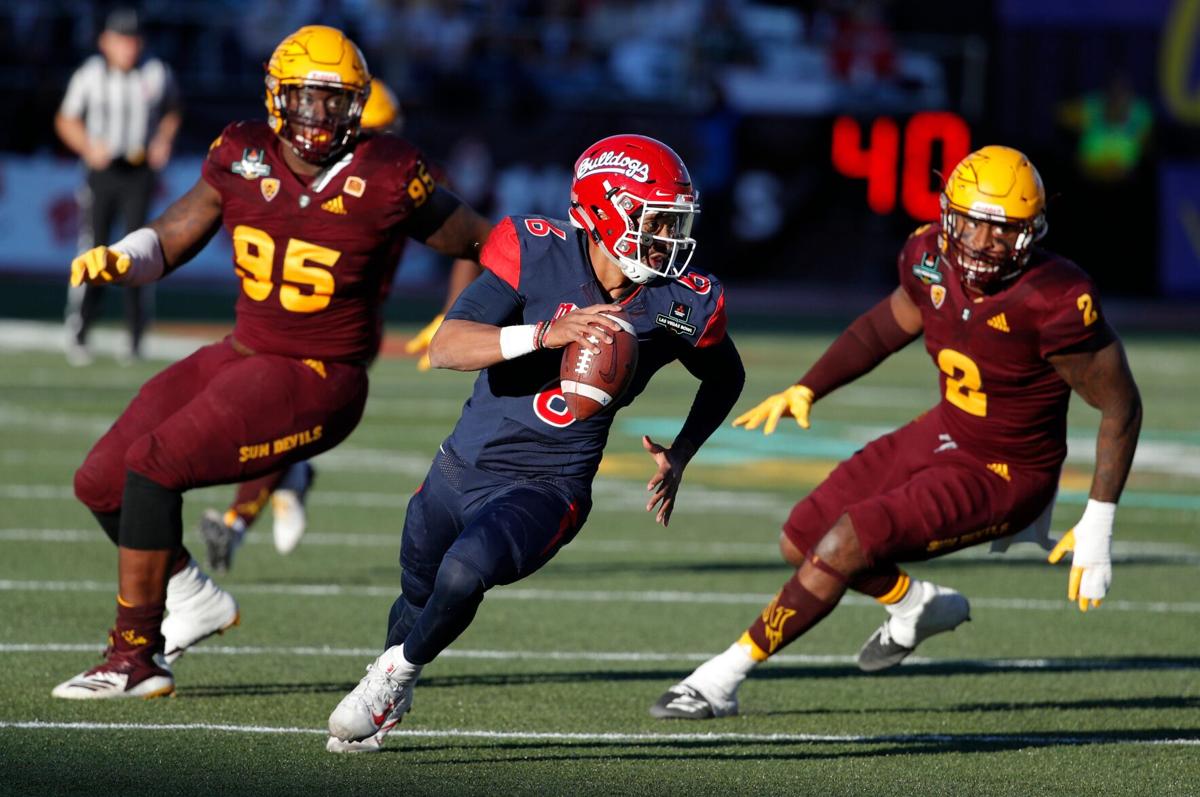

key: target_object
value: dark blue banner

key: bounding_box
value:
[1160,163,1200,295]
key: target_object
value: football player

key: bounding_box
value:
[53,26,492,699]
[196,77,482,572]
[325,134,746,752]
[649,145,1142,720]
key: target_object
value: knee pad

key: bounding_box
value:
[433,555,487,607]
[400,563,438,609]
[124,433,190,493]
[118,470,183,550]
[74,457,122,514]
[92,509,121,546]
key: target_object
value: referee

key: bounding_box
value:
[56,7,181,365]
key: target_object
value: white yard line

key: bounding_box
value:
[4,642,1200,673]
[0,720,1195,747]
[1,578,1198,614]
[0,482,794,515]
[5,526,1196,562]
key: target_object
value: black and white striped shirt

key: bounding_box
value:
[59,54,179,163]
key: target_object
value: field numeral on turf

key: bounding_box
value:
[232,225,341,313]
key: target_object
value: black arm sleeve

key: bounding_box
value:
[674,333,746,451]
[404,186,462,244]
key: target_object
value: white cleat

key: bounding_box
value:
[327,646,421,752]
[52,650,174,700]
[162,558,240,665]
[857,583,971,672]
[272,462,314,555]
[325,735,384,754]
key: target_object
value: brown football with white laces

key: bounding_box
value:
[560,313,638,421]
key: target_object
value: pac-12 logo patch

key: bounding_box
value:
[344,176,366,198]
[930,284,946,309]
[260,178,280,202]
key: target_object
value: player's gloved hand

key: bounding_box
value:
[70,246,131,287]
[1047,499,1116,612]
[405,314,444,371]
[732,384,815,435]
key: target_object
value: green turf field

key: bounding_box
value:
[1,326,1197,796]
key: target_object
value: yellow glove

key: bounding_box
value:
[1047,500,1115,612]
[70,246,130,287]
[732,384,815,435]
[404,314,444,372]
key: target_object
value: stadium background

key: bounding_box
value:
[2,4,1199,794]
[3,0,1197,329]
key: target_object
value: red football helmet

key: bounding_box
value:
[569,134,699,284]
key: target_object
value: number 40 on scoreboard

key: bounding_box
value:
[831,111,971,222]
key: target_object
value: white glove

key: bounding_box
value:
[1047,499,1115,612]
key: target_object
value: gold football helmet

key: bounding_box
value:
[939,145,1047,292]
[361,78,403,132]
[264,25,370,163]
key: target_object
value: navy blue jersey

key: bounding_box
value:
[442,215,729,483]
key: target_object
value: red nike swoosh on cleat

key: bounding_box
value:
[371,711,388,726]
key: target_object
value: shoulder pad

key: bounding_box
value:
[480,217,523,290]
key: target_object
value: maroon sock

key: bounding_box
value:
[169,546,192,577]
[746,573,840,656]
[850,564,906,599]
[230,473,283,528]
[113,599,166,656]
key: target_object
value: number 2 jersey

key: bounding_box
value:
[201,121,438,362]
[442,215,729,484]
[898,223,1114,471]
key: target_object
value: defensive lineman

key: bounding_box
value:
[651,145,1141,719]
[53,26,491,699]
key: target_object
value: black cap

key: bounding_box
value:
[104,7,141,36]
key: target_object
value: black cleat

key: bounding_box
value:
[649,684,737,720]
[198,509,240,573]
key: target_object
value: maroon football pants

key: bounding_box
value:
[783,407,1059,567]
[75,338,367,513]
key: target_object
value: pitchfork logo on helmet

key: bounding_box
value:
[939,145,1048,293]
[569,134,699,285]
[264,25,371,164]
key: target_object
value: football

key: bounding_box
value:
[560,312,639,421]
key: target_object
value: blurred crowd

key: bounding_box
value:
[2,0,1181,298]
[6,0,955,146]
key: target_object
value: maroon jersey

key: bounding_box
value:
[898,224,1114,471]
[202,121,438,362]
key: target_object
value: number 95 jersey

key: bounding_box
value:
[898,224,1114,471]
[202,121,438,362]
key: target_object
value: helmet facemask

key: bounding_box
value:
[940,197,1046,294]
[594,190,698,284]
[268,78,366,164]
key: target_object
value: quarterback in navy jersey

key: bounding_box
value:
[327,134,745,752]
